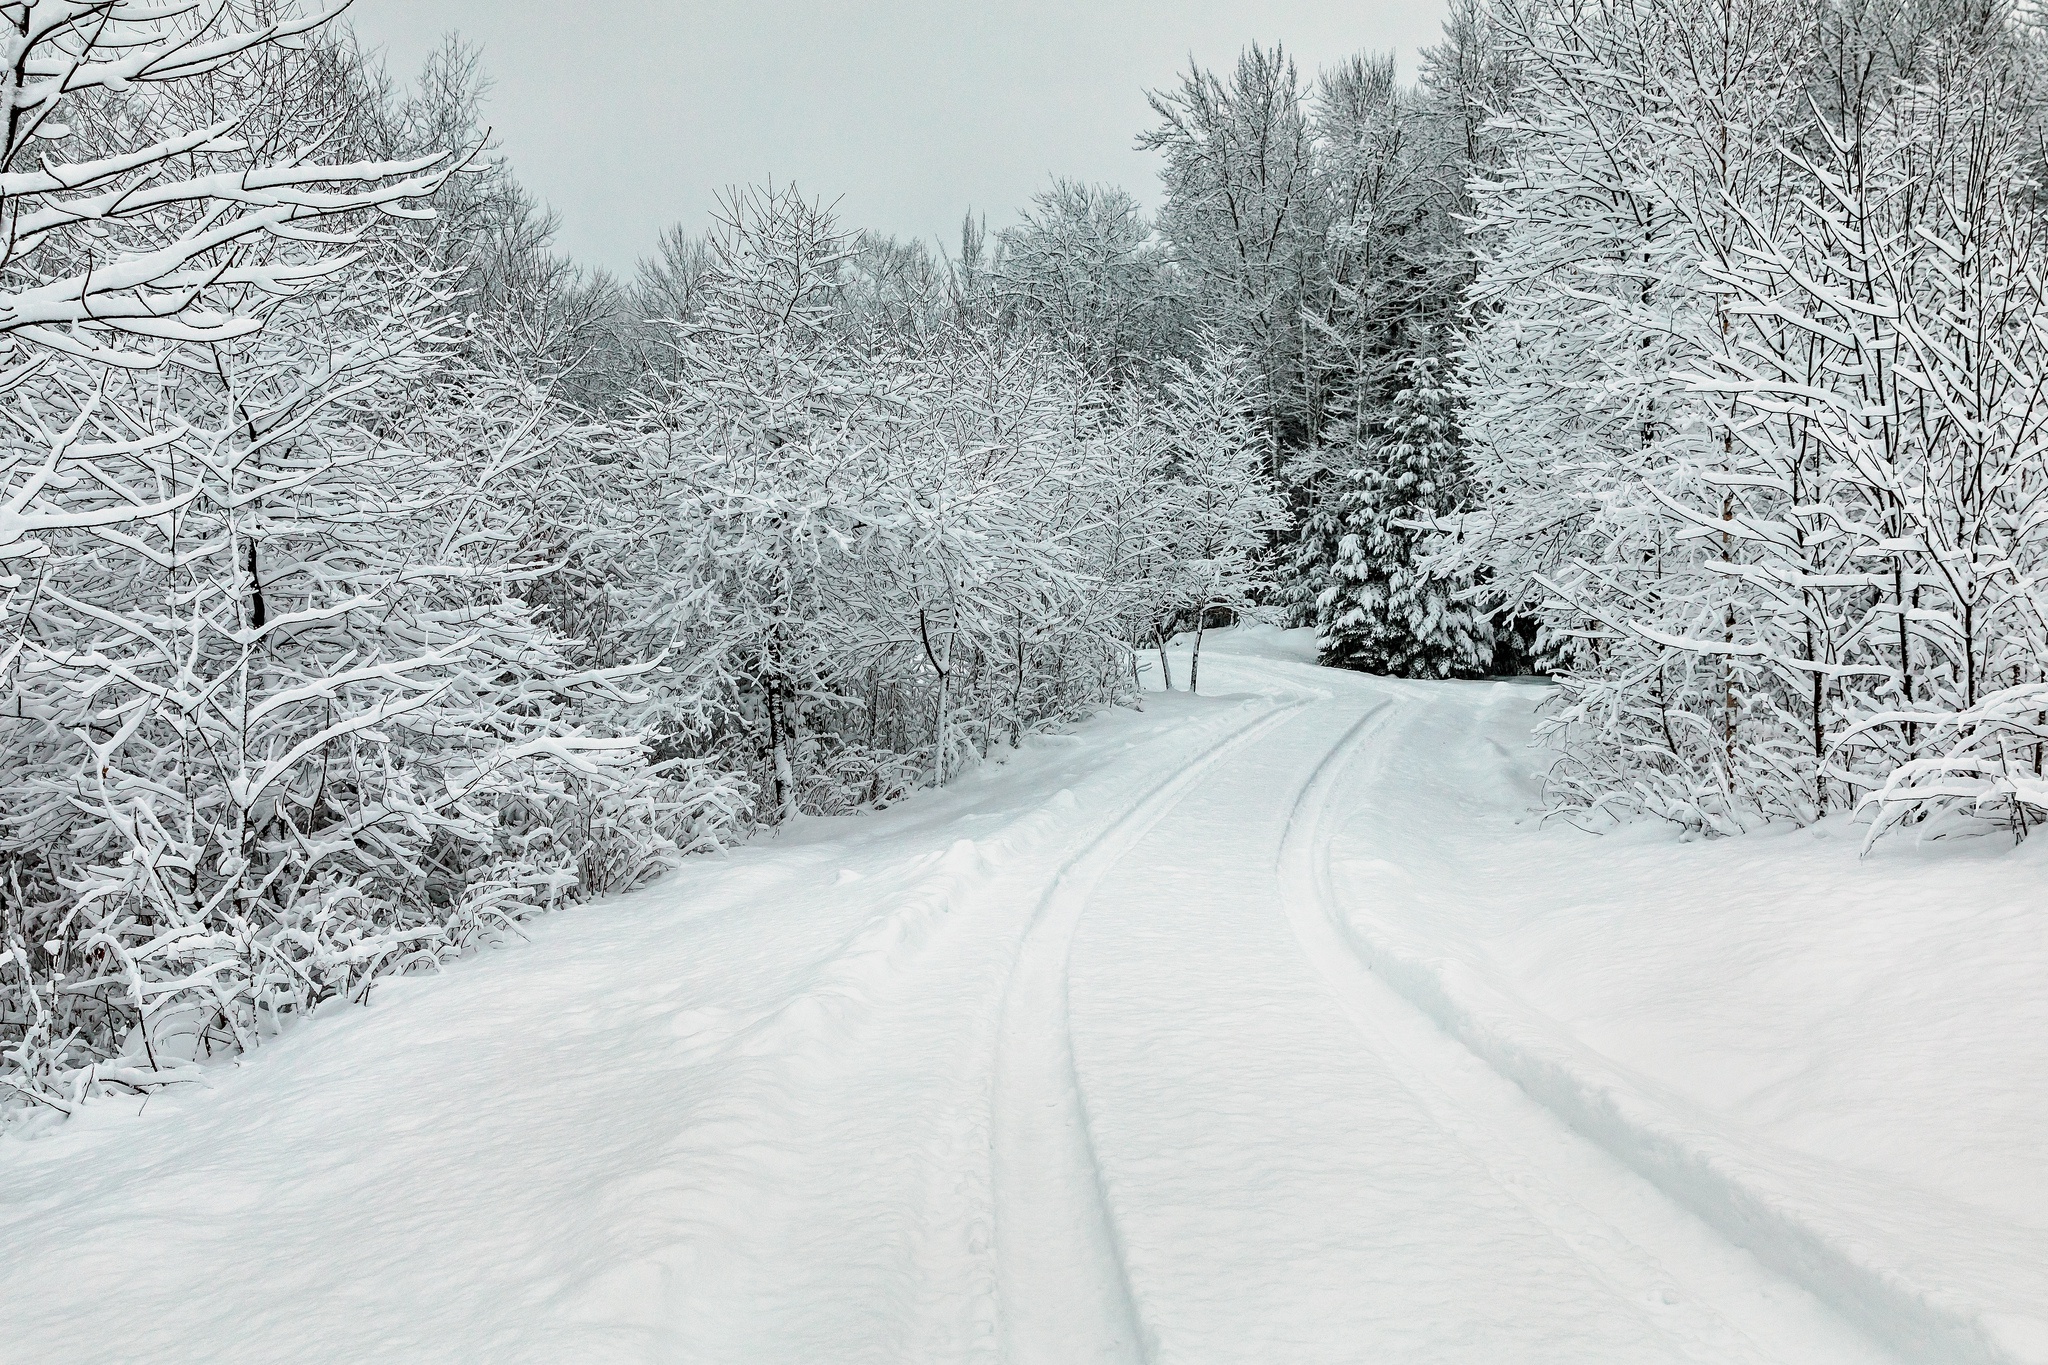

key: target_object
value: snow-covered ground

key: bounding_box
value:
[2,627,2037,1363]
[1320,651,2048,1365]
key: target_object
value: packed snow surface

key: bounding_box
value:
[4,627,2040,1363]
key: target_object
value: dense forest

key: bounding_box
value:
[5,0,2045,1112]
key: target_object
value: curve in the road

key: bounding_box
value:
[1270,680,1916,1365]
[1292,686,2031,1365]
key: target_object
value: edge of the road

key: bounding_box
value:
[579,692,1326,1081]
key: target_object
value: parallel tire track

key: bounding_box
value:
[991,699,1308,1365]
[1274,690,1949,1365]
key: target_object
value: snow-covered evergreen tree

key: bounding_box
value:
[1318,356,1489,678]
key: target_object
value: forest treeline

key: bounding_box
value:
[4,0,2045,1111]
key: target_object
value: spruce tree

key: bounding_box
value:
[1316,356,1490,678]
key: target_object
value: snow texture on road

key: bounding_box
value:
[4,627,2028,1363]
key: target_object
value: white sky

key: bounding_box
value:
[345,1,1452,278]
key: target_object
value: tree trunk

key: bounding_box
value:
[1011,616,1026,747]
[765,682,797,823]
[934,671,949,786]
[921,607,952,786]
[246,539,266,630]
[1190,608,1208,695]
[1895,558,1915,755]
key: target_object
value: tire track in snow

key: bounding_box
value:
[1273,687,1905,1365]
[991,699,1307,1365]
[1271,700,1751,1333]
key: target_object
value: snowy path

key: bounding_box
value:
[0,631,1961,1363]
[1045,683,1886,1365]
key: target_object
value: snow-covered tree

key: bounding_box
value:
[1152,341,1285,691]
[1442,0,2048,840]
[994,180,1184,382]
[1440,0,1823,831]
[600,187,1162,821]
[0,10,686,1113]
[624,187,887,821]
[1318,356,1489,677]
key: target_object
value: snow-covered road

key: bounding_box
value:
[8,628,2037,1363]
[1008,671,1887,1365]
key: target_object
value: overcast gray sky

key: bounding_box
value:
[345,2,1451,277]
